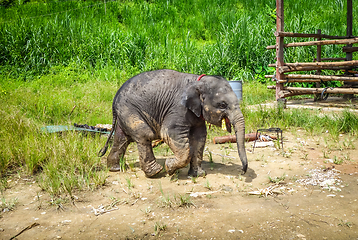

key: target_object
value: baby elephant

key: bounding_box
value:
[99,69,247,177]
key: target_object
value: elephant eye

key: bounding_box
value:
[217,102,228,109]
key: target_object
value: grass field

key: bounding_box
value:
[1,0,358,199]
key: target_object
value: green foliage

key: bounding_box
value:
[1,0,355,80]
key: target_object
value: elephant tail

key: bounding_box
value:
[98,114,117,157]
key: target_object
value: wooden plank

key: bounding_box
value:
[267,38,358,50]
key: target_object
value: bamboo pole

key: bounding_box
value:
[267,38,358,50]
[274,31,356,39]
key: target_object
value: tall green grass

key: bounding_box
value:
[1,0,356,80]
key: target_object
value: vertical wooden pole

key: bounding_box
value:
[276,0,285,101]
[314,29,322,101]
[346,0,353,61]
[344,0,354,98]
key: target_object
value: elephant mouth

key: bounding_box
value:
[222,117,232,133]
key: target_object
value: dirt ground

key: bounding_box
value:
[1,127,358,240]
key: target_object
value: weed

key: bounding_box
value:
[154,222,167,235]
[141,207,151,216]
[338,219,353,228]
[0,176,9,194]
[342,154,352,162]
[0,197,18,212]
[268,174,286,183]
[204,180,212,190]
[125,177,134,190]
[301,153,308,160]
[176,194,194,208]
[322,150,330,159]
[190,176,198,184]
[50,197,66,211]
[159,182,173,208]
[207,151,213,163]
[333,156,344,165]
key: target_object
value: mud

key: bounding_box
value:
[1,131,358,239]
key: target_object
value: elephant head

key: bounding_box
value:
[181,75,248,173]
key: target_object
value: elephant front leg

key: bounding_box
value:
[163,131,191,175]
[137,141,163,177]
[188,123,207,177]
[107,124,131,172]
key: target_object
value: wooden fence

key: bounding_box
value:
[266,0,358,101]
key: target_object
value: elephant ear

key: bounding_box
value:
[181,83,203,118]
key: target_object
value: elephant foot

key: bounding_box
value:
[165,158,185,176]
[108,165,122,172]
[144,161,163,178]
[188,167,206,177]
[165,158,177,175]
[107,157,126,172]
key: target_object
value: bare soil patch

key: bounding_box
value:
[1,131,358,239]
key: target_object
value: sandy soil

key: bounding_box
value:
[1,130,358,240]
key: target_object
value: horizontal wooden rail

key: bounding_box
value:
[267,86,358,98]
[317,57,347,61]
[265,74,358,83]
[274,31,356,39]
[267,38,358,50]
[343,46,358,53]
[268,60,358,73]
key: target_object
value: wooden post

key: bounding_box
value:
[104,0,107,14]
[314,29,322,101]
[344,0,355,98]
[346,0,353,61]
[276,0,285,102]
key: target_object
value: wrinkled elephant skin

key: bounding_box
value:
[99,70,248,177]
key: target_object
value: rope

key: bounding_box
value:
[321,87,334,100]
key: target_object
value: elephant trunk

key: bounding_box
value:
[229,109,248,173]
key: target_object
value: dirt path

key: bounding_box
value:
[1,131,358,239]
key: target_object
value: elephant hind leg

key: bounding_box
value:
[137,141,163,177]
[107,123,132,172]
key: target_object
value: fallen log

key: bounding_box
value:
[213,133,259,144]
[213,133,278,144]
